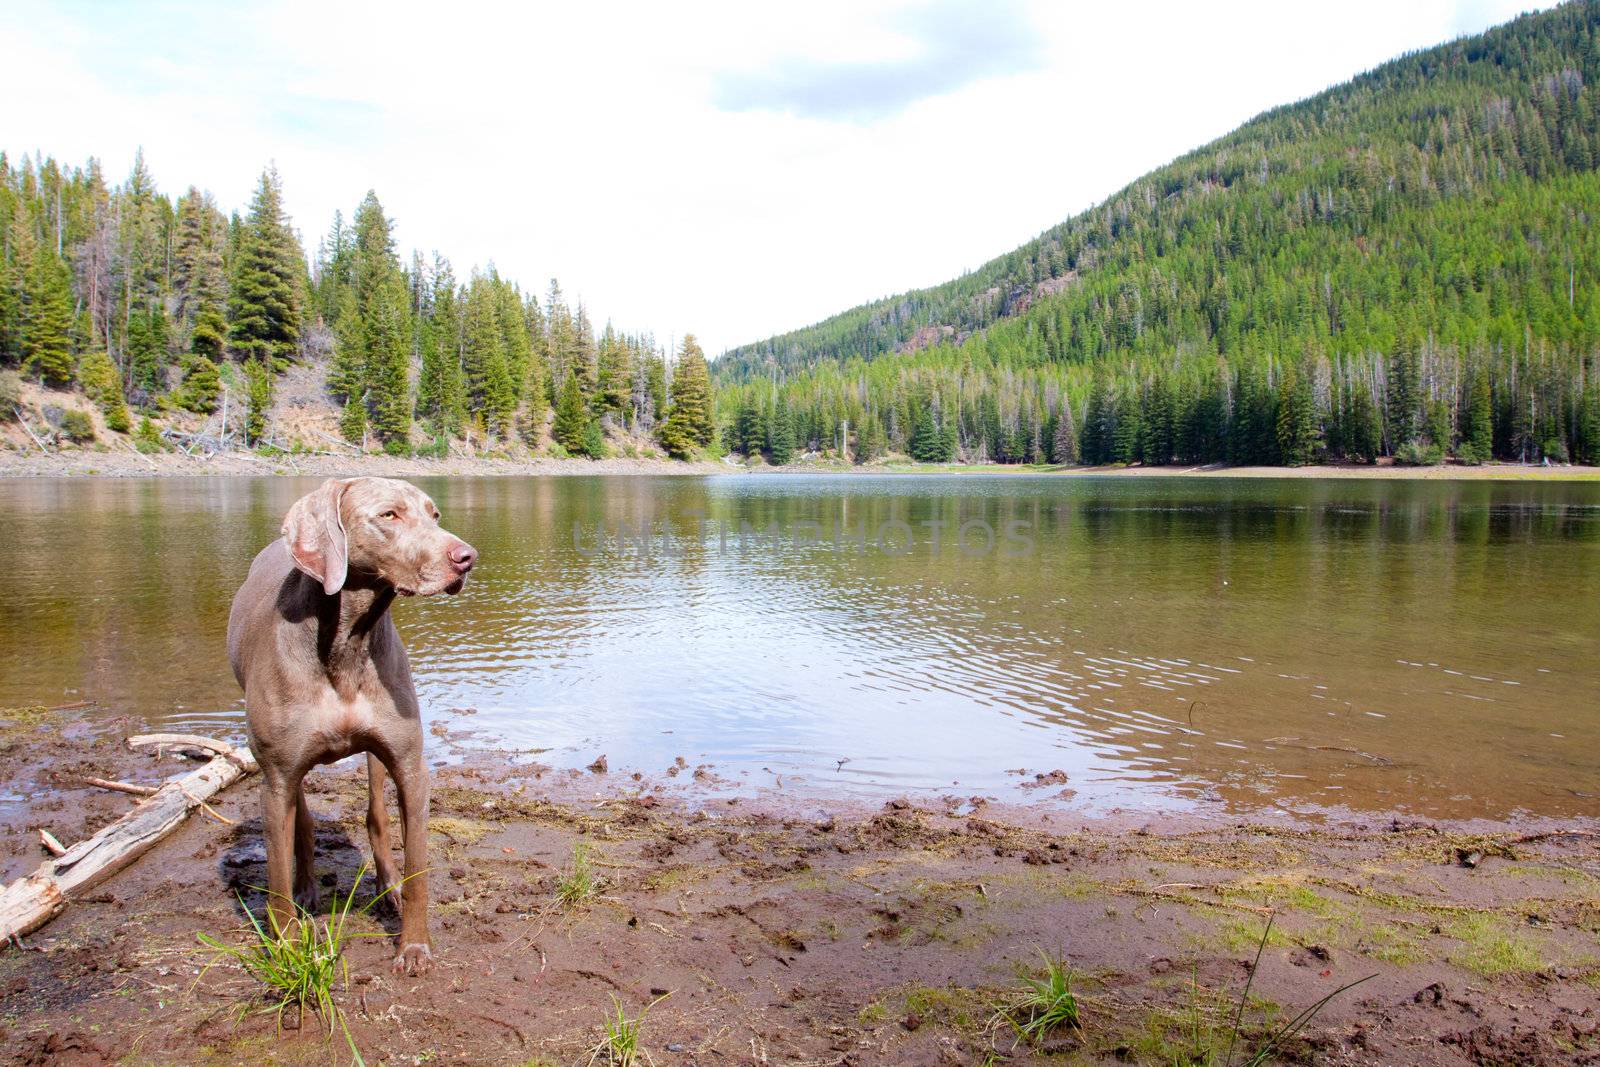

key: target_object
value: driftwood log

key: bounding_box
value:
[0,736,257,944]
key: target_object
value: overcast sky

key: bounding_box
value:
[6,0,1552,354]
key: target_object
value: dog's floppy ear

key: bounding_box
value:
[283,478,351,595]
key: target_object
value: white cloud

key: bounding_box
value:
[4,0,1553,354]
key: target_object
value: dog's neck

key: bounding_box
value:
[312,573,396,700]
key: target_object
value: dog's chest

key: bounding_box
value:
[309,688,384,761]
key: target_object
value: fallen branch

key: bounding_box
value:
[78,776,158,797]
[0,736,258,943]
[120,440,159,470]
[127,733,249,766]
[12,406,52,453]
[37,830,66,857]
[312,427,362,455]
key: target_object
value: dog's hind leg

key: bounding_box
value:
[366,752,404,914]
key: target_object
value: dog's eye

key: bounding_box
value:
[381,510,399,521]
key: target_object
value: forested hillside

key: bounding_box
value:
[0,157,717,459]
[719,2,1600,467]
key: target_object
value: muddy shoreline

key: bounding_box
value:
[2,708,1597,1065]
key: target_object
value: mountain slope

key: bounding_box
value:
[716,2,1600,468]
[723,3,1600,377]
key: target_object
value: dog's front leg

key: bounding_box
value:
[261,770,302,936]
[387,747,432,976]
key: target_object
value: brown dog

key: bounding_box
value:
[227,476,476,975]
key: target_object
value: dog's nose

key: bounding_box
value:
[450,542,478,574]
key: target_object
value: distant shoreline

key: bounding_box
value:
[755,459,1600,482]
[3,447,1597,481]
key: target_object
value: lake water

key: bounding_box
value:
[1,474,1597,821]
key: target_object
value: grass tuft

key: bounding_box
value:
[556,841,600,908]
[197,865,398,1065]
[586,992,669,1066]
[992,952,1081,1046]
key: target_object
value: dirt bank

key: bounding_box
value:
[0,447,729,479]
[3,709,1597,1065]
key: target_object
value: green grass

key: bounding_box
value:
[556,842,599,908]
[902,984,987,1031]
[1446,914,1547,976]
[1357,921,1427,965]
[587,993,668,1066]
[1217,917,1295,954]
[992,953,1081,1047]
[197,865,397,1065]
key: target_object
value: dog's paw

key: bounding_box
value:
[293,884,321,914]
[392,942,432,976]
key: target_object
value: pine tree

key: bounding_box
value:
[126,305,170,398]
[243,355,273,445]
[1050,397,1078,463]
[79,345,131,431]
[229,167,303,366]
[1342,380,1381,463]
[0,219,24,365]
[856,412,888,462]
[1275,368,1317,465]
[766,399,795,464]
[340,390,367,446]
[462,276,515,438]
[189,304,226,363]
[1081,377,1113,464]
[173,187,227,337]
[908,405,948,462]
[552,370,590,453]
[1465,363,1493,460]
[21,248,74,387]
[658,334,713,457]
[1111,387,1142,463]
[176,355,221,414]
[418,287,467,437]
[1385,339,1422,452]
[644,349,667,428]
[595,325,633,416]
[1140,376,1174,464]
[581,418,605,460]
[326,289,364,402]
[134,415,164,453]
[364,274,412,449]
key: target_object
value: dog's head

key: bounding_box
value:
[282,477,476,597]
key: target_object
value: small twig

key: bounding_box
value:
[181,787,236,826]
[79,776,158,797]
[38,829,67,857]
